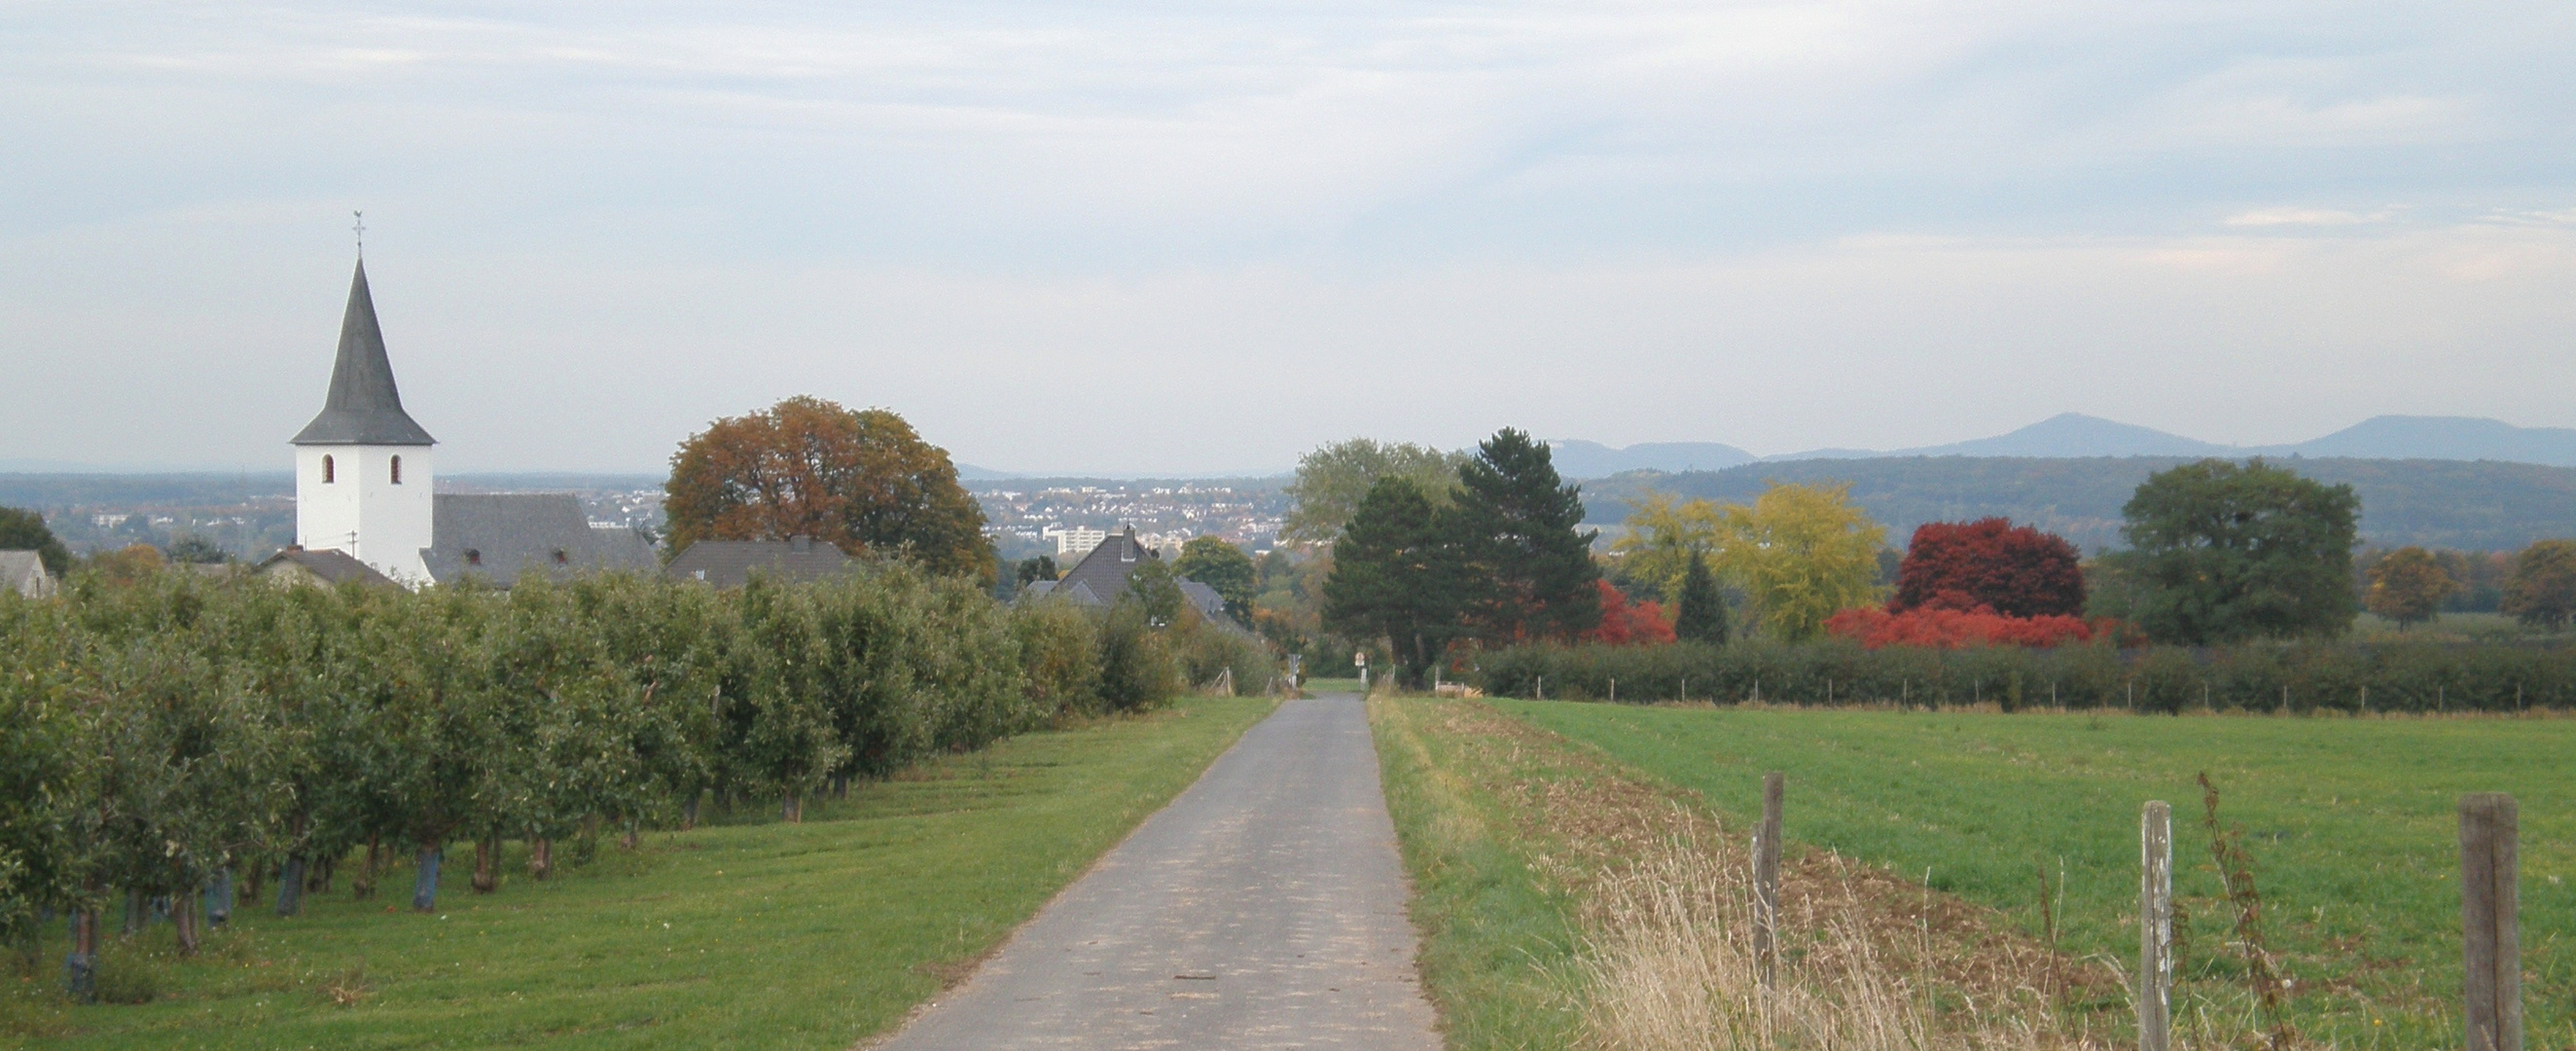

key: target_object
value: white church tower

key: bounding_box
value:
[291,259,437,583]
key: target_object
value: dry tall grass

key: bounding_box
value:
[1578,823,2104,1051]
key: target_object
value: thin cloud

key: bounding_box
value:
[2225,207,2388,228]
[0,0,2570,472]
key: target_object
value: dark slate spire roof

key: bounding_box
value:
[291,260,436,446]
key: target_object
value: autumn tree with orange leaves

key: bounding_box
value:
[663,397,994,580]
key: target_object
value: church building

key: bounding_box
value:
[288,259,656,586]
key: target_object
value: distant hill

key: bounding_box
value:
[1766,414,2233,461]
[2268,417,2576,464]
[1551,414,2576,477]
[1581,456,2576,553]
[1545,440,1757,478]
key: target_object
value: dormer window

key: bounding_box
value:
[321,454,336,484]
[390,455,402,485]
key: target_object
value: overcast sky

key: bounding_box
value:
[3,0,2570,475]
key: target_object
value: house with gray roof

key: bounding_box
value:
[256,547,400,589]
[665,536,854,588]
[1018,526,1234,627]
[0,552,55,599]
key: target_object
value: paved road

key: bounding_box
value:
[870,695,1441,1051]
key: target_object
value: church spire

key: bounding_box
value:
[291,258,436,446]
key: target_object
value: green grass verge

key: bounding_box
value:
[1493,699,2576,1049]
[5,696,1276,1050]
[1369,695,1582,1051]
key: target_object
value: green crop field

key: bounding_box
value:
[1493,700,2576,1049]
[2,696,1274,1050]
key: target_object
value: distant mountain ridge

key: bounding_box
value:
[1552,414,2576,477]
[1580,456,2576,553]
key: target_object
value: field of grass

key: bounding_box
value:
[1369,693,1589,1051]
[1495,700,2576,1049]
[3,696,1275,1050]
[2348,611,2571,643]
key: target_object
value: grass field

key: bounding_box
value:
[1368,693,1587,1051]
[2348,611,2574,643]
[3,695,1275,1050]
[1495,700,2576,1050]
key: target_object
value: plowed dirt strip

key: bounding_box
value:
[1387,697,2113,1048]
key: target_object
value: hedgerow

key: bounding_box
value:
[1474,638,2576,713]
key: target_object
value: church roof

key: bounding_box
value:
[420,493,658,586]
[292,260,436,447]
[664,536,855,589]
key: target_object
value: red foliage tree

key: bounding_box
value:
[1824,606,2106,649]
[1890,518,2086,618]
[1586,580,1677,646]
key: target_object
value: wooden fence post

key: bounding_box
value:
[2461,793,2522,1051]
[2140,801,2172,1051]
[1756,772,1784,988]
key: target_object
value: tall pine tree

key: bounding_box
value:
[1323,477,1465,687]
[1452,429,1600,642]
[1672,552,1729,645]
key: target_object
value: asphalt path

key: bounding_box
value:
[868,694,1442,1050]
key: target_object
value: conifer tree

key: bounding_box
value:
[1322,477,1464,687]
[1451,429,1599,642]
[1672,552,1729,645]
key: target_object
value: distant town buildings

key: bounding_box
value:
[1043,526,1107,559]
[983,484,1288,570]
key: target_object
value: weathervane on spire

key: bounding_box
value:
[353,210,365,258]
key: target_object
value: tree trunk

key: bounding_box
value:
[621,818,640,852]
[312,854,337,893]
[64,907,97,1001]
[471,836,499,893]
[681,795,699,831]
[172,888,202,957]
[276,855,307,917]
[527,837,553,880]
[352,838,380,901]
[411,845,443,912]
[122,888,144,935]
[242,861,263,908]
[782,793,803,823]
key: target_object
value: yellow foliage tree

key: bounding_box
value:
[1609,492,1727,600]
[1709,482,1887,641]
